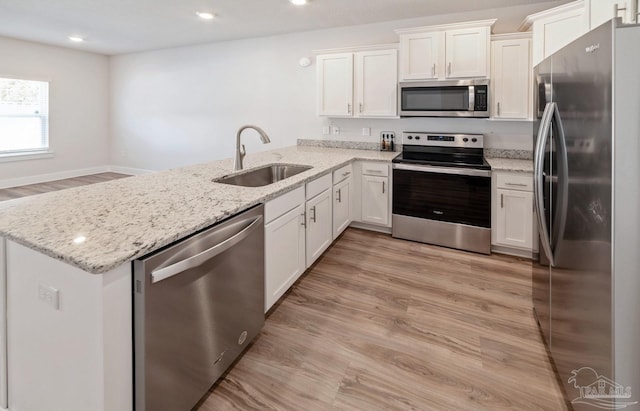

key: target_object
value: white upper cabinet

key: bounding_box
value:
[399,32,442,80]
[396,19,495,81]
[445,27,490,78]
[586,0,638,28]
[521,1,589,66]
[355,49,398,117]
[316,53,354,116]
[316,45,398,118]
[491,33,532,120]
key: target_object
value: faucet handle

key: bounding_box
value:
[240,144,246,158]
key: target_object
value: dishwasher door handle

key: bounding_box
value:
[151,215,263,284]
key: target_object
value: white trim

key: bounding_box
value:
[491,32,532,41]
[0,150,54,163]
[0,165,156,189]
[313,43,398,55]
[348,221,392,234]
[491,244,534,259]
[108,165,154,176]
[518,0,585,31]
[0,166,109,189]
[394,19,497,35]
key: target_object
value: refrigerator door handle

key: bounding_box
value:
[551,105,569,255]
[534,102,555,266]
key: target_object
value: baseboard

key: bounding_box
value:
[107,165,154,176]
[0,166,111,189]
[491,244,534,259]
[349,221,392,234]
[0,165,155,189]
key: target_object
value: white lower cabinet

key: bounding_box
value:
[306,188,333,267]
[492,171,536,256]
[361,163,391,227]
[264,203,306,312]
[495,189,533,249]
[333,178,352,238]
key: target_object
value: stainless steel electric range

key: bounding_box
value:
[392,132,491,254]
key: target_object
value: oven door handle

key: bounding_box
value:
[392,163,491,178]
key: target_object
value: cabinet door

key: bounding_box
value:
[355,49,398,117]
[361,175,389,226]
[588,0,630,29]
[265,204,306,312]
[531,8,587,66]
[332,178,352,239]
[496,189,533,250]
[399,32,442,80]
[317,53,354,116]
[491,38,531,119]
[445,27,489,78]
[306,189,333,267]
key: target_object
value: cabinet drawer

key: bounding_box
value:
[306,173,332,200]
[496,173,533,191]
[265,186,305,224]
[333,164,353,184]
[361,162,389,177]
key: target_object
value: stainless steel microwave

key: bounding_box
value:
[398,79,489,118]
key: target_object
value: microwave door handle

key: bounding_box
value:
[533,102,555,266]
[468,85,475,112]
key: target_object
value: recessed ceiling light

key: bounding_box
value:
[196,11,215,20]
[68,36,84,43]
[290,0,307,5]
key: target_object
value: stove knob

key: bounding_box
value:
[463,137,469,142]
[415,136,420,140]
[472,138,478,143]
[407,135,413,140]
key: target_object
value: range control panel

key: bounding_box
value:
[402,132,484,148]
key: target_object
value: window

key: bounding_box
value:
[0,77,49,155]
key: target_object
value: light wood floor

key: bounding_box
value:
[195,228,568,411]
[0,172,130,201]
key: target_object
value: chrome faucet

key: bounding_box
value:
[234,125,271,171]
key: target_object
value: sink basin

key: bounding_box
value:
[214,163,313,187]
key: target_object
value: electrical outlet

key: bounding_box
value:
[322,126,330,135]
[332,126,340,135]
[38,283,60,310]
[362,127,371,136]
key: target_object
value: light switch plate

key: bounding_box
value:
[322,126,330,135]
[362,127,371,136]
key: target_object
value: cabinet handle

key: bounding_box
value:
[347,103,352,114]
[336,188,342,203]
[382,181,386,194]
[501,193,504,208]
[359,103,363,113]
[505,182,527,187]
[448,62,452,76]
[365,169,382,174]
[497,102,501,116]
[431,64,436,77]
[311,206,317,223]
[614,3,628,16]
[301,212,306,227]
[342,171,351,178]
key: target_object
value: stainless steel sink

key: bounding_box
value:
[214,163,312,187]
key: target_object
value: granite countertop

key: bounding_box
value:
[0,146,398,274]
[486,157,533,173]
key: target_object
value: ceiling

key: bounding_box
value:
[0,0,566,55]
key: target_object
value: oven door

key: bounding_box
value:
[392,163,491,254]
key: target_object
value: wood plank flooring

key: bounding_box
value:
[195,228,568,411]
[0,172,130,201]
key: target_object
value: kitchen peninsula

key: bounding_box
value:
[0,145,397,411]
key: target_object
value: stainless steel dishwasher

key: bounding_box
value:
[133,204,265,411]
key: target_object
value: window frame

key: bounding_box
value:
[0,75,52,160]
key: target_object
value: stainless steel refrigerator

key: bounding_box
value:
[533,19,640,410]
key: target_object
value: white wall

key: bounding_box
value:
[0,37,110,185]
[110,2,562,171]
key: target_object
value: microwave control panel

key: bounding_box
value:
[474,86,488,112]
